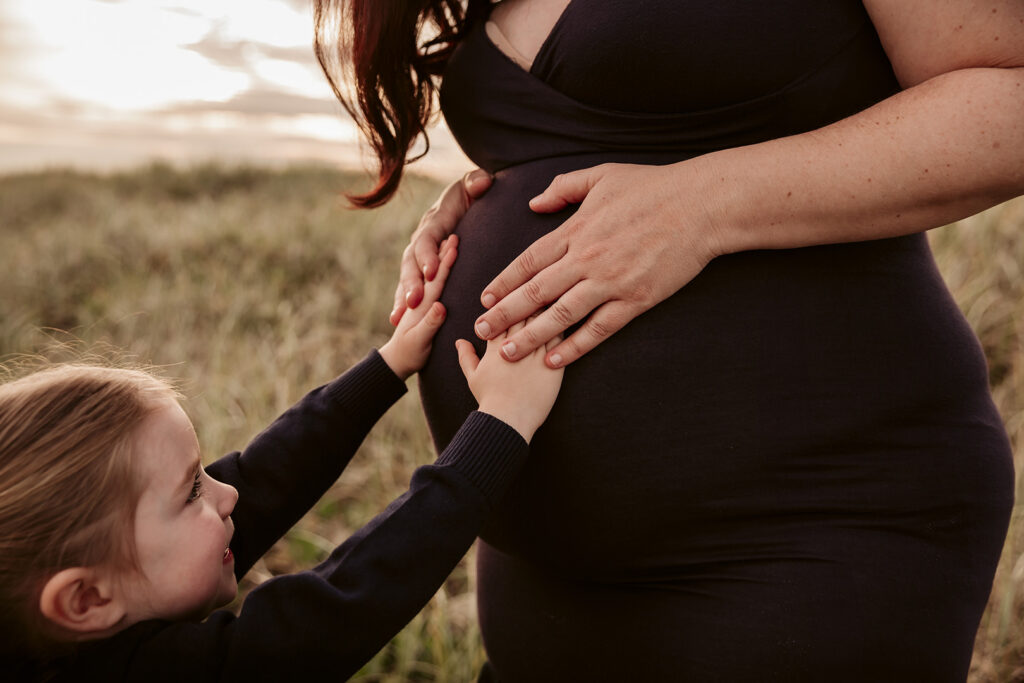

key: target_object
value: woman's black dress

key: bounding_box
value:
[418,1,1015,680]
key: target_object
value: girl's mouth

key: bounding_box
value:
[223,547,234,564]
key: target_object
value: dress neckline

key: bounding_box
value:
[483,0,578,79]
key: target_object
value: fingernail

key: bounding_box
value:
[475,320,491,338]
[549,353,563,367]
[482,293,496,308]
[502,341,517,359]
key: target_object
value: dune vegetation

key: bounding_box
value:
[0,163,1020,681]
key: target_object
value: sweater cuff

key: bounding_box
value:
[323,350,408,428]
[435,411,529,502]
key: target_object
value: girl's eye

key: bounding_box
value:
[187,469,203,504]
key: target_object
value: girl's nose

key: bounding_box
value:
[215,479,239,518]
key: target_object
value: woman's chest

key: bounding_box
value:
[484,0,876,113]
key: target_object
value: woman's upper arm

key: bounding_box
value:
[862,0,1024,87]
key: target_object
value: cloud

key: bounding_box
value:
[280,0,313,13]
[158,88,340,117]
[185,29,315,73]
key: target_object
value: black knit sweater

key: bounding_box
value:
[47,350,527,681]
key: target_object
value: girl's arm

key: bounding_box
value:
[208,236,460,577]
[204,412,528,679]
[205,350,408,578]
[75,412,528,682]
[471,0,1024,368]
[79,326,562,682]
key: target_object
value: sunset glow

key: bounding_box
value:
[0,0,468,176]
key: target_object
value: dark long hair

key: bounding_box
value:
[314,0,485,208]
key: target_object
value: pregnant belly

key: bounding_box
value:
[418,155,1000,581]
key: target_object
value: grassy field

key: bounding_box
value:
[0,163,1021,681]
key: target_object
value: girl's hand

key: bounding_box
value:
[456,318,564,444]
[379,235,459,380]
[472,162,724,368]
[390,169,492,326]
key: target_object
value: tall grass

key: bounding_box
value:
[0,163,1020,681]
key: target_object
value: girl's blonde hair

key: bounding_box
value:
[0,363,178,658]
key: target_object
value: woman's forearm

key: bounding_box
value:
[695,66,1024,256]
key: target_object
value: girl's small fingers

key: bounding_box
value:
[438,235,459,272]
[423,244,458,306]
[425,301,446,323]
[416,301,446,331]
[455,339,480,378]
[438,234,454,260]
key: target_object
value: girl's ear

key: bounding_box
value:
[38,567,126,636]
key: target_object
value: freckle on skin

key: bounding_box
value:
[993,142,1001,149]
[786,191,792,197]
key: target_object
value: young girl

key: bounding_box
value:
[0,236,564,681]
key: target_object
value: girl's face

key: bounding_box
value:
[117,400,239,623]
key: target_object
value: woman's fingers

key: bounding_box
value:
[544,300,635,367]
[494,283,602,361]
[394,169,492,326]
[417,170,492,282]
[390,281,409,326]
[475,260,580,341]
[480,228,569,311]
[397,242,427,314]
[528,164,609,213]
[543,332,564,353]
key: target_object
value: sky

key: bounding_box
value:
[0,0,471,177]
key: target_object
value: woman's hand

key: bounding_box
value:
[380,235,459,380]
[473,162,724,368]
[390,169,493,326]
